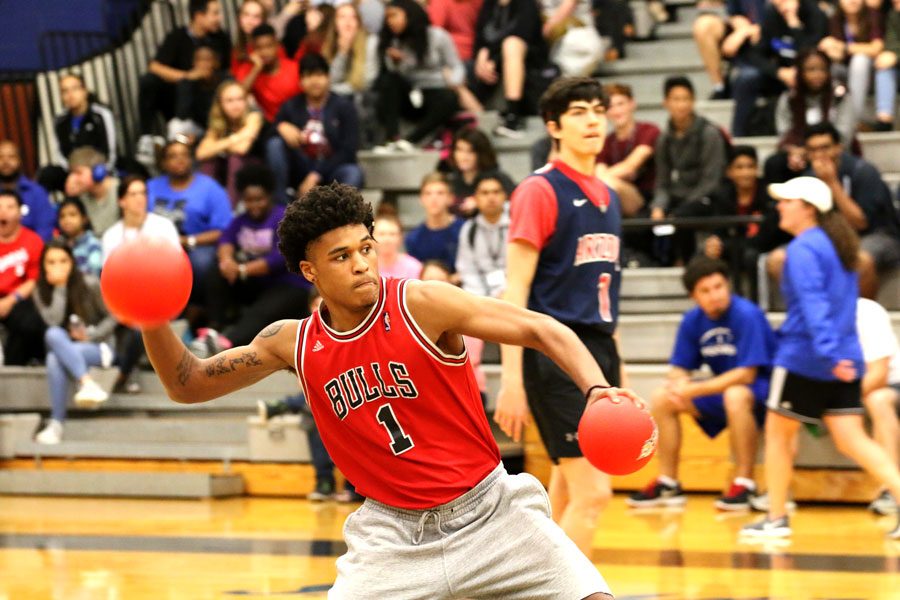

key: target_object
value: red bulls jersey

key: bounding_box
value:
[295,277,501,509]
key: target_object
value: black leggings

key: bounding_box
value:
[376,71,459,143]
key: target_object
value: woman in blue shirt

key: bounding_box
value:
[742,176,900,540]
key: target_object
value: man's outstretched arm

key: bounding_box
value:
[406,280,642,405]
[142,320,296,404]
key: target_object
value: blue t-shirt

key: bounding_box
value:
[671,295,775,379]
[405,218,465,269]
[146,173,232,236]
[776,226,864,381]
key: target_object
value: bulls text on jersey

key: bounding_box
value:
[324,361,419,420]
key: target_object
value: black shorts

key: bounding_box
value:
[766,366,864,424]
[522,325,620,462]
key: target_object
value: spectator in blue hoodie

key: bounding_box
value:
[741,176,900,541]
[0,140,56,241]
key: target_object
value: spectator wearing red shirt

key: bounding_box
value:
[238,24,300,122]
[428,0,483,61]
[0,189,47,365]
[595,83,660,217]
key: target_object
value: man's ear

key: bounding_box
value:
[546,119,562,143]
[300,260,316,284]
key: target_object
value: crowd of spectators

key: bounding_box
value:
[1,0,899,458]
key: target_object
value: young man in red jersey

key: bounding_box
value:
[142,182,644,598]
[496,77,624,556]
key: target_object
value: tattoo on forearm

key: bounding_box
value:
[204,352,263,378]
[258,321,285,338]
[176,349,195,386]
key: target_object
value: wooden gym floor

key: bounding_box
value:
[1,493,898,599]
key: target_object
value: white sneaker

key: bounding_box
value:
[36,420,63,445]
[749,492,798,513]
[740,515,792,538]
[371,139,416,154]
[74,379,109,408]
[392,139,416,153]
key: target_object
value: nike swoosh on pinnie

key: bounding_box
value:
[573,199,588,207]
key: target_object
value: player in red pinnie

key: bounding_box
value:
[141,182,643,599]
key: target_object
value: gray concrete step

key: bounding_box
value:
[0,470,244,499]
[59,416,248,444]
[13,440,251,461]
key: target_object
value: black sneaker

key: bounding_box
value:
[494,112,525,139]
[626,479,687,508]
[740,515,791,538]
[715,482,755,511]
[708,87,729,101]
[257,399,290,422]
[308,480,335,502]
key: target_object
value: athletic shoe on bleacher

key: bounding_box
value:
[372,139,416,154]
[715,482,755,511]
[74,379,109,408]
[135,134,165,171]
[749,492,798,513]
[308,480,335,502]
[190,328,228,359]
[869,490,898,516]
[740,516,791,538]
[35,420,63,445]
[493,113,525,139]
[626,478,687,508]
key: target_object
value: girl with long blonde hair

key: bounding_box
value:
[196,81,265,206]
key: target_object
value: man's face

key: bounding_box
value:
[690,272,731,320]
[726,155,758,189]
[420,182,452,218]
[474,179,506,219]
[605,93,634,130]
[664,86,694,123]
[0,195,21,237]
[163,143,193,178]
[301,71,329,99]
[60,76,89,111]
[301,223,380,312]
[549,99,607,157]
[805,133,840,165]
[198,1,223,32]
[64,165,94,197]
[0,142,21,180]
[254,34,280,66]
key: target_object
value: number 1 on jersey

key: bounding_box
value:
[597,273,612,322]
[376,403,415,455]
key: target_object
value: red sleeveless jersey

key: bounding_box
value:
[294,277,501,509]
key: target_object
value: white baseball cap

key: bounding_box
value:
[767,176,833,213]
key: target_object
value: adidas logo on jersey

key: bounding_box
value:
[312,340,325,352]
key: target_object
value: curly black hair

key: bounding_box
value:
[235,163,276,195]
[278,182,374,273]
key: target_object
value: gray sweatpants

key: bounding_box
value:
[329,464,612,599]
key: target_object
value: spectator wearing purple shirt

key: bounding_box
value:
[193,164,309,357]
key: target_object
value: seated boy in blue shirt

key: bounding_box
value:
[628,257,776,510]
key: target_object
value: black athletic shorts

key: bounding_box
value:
[766,366,864,424]
[522,324,621,463]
